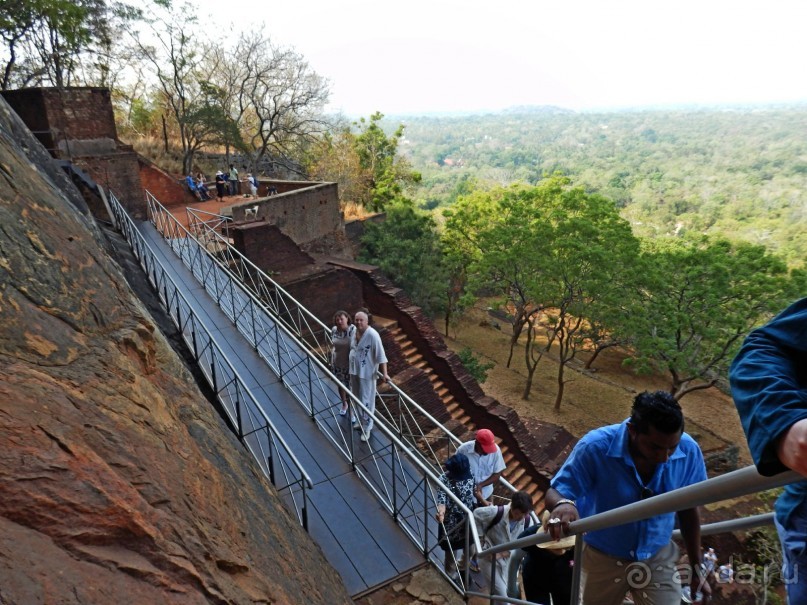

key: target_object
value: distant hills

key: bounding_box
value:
[391,105,807,267]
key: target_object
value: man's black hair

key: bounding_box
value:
[629,391,684,435]
[511,490,533,513]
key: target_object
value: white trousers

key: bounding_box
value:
[479,554,510,598]
[350,375,377,431]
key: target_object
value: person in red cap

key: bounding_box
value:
[456,429,507,507]
[456,428,508,573]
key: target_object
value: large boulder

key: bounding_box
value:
[0,96,351,604]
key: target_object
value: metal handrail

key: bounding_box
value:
[186,205,331,361]
[494,466,798,554]
[182,204,524,487]
[476,465,799,604]
[492,512,780,605]
[144,192,485,588]
[108,191,314,529]
[129,194,801,602]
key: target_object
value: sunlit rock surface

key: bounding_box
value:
[0,96,351,605]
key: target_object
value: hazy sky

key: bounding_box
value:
[196,0,807,116]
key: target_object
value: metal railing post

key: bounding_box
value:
[211,350,218,393]
[570,536,584,604]
[302,485,309,532]
[307,356,314,418]
[421,474,428,556]
[392,450,398,522]
[228,276,236,322]
[267,430,275,485]
[235,382,243,438]
[191,327,198,360]
[250,295,257,346]
[349,419,356,470]
[276,325,283,381]
[489,557,497,600]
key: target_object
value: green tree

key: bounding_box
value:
[626,235,796,399]
[354,112,421,211]
[305,124,369,206]
[444,185,540,368]
[445,176,640,408]
[522,179,640,408]
[456,348,494,384]
[358,201,448,318]
[138,8,245,175]
[0,0,159,90]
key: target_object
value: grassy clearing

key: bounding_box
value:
[444,305,751,464]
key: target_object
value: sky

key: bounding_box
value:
[193,0,807,117]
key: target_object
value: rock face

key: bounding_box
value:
[0,97,351,604]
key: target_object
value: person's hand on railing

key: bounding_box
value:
[473,485,490,507]
[435,504,446,523]
[547,501,578,541]
[777,418,807,477]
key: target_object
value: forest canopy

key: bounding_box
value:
[392,106,807,268]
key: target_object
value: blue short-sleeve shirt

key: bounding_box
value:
[550,419,707,560]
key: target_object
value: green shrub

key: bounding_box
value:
[457,347,494,384]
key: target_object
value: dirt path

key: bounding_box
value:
[445,307,751,465]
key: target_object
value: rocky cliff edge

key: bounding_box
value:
[0,96,351,604]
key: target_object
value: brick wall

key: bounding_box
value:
[2,87,158,220]
[284,267,364,326]
[262,179,322,195]
[43,88,117,141]
[1,89,52,151]
[3,88,117,151]
[232,223,314,272]
[229,182,340,246]
[230,222,363,326]
[72,152,146,220]
[138,160,193,208]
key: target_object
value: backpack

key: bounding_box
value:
[486,504,505,533]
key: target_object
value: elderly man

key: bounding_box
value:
[731,297,807,604]
[349,310,388,442]
[456,428,506,507]
[546,391,709,605]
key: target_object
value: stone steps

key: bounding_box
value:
[385,325,547,509]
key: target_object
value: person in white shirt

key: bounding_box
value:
[456,429,507,506]
[703,547,718,575]
[349,310,388,442]
[474,490,533,597]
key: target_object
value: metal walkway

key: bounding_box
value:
[137,219,425,596]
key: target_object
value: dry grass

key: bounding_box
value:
[445,306,751,464]
[342,200,373,221]
[125,135,222,178]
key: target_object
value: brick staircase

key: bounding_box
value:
[388,324,548,515]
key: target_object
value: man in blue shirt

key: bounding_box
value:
[731,297,807,605]
[546,391,709,605]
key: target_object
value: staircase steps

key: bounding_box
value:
[501,449,516,467]
[508,467,527,486]
[385,324,549,514]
